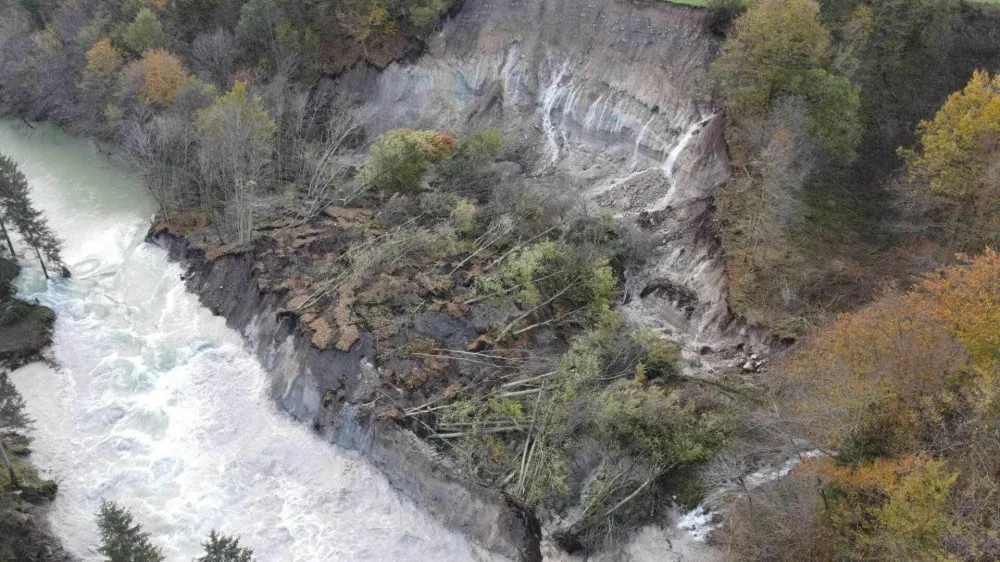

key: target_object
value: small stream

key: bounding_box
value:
[3,121,499,561]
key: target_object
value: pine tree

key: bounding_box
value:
[0,154,64,278]
[0,372,32,489]
[197,530,255,562]
[0,156,20,258]
[0,373,31,437]
[96,501,165,562]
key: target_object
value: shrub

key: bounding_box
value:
[474,239,616,334]
[356,129,455,192]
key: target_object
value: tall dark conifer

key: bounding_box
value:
[0,154,63,278]
[96,501,165,562]
[0,372,32,489]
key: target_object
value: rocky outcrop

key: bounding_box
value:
[152,231,542,562]
[0,257,54,370]
[328,0,773,374]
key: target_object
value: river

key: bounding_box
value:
[2,121,498,561]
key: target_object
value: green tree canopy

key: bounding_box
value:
[234,0,282,58]
[0,372,31,438]
[712,0,861,161]
[122,8,168,55]
[711,0,831,119]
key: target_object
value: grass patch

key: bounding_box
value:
[0,448,57,504]
[664,0,711,6]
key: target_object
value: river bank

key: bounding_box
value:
[3,120,503,561]
[150,227,544,562]
[0,256,69,562]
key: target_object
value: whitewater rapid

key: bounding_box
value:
[2,122,500,561]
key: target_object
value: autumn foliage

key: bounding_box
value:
[84,39,124,76]
[731,250,1000,560]
[137,49,188,108]
[903,70,1000,250]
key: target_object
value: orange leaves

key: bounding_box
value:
[782,288,966,451]
[777,249,1000,559]
[782,250,1000,455]
[921,249,1000,370]
[137,50,188,108]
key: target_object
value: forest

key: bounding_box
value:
[1,0,1000,560]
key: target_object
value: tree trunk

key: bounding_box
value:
[34,247,49,280]
[0,438,17,489]
[0,217,15,257]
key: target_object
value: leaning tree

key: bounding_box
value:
[0,154,63,278]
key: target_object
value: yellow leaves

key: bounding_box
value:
[843,5,874,46]
[903,71,1000,249]
[780,250,1000,559]
[137,49,188,108]
[821,454,958,561]
[910,70,1000,197]
[395,129,457,159]
[84,39,123,75]
[194,81,276,147]
[782,250,1000,457]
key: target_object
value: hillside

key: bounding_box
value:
[1,0,1000,559]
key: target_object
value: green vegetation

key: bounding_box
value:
[197,531,256,562]
[4,0,1000,557]
[121,8,168,56]
[0,370,58,560]
[97,500,165,562]
[709,0,999,334]
[664,0,711,6]
[426,313,730,550]
[901,70,1000,251]
[475,239,616,337]
[705,1,1000,560]
[357,129,456,193]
